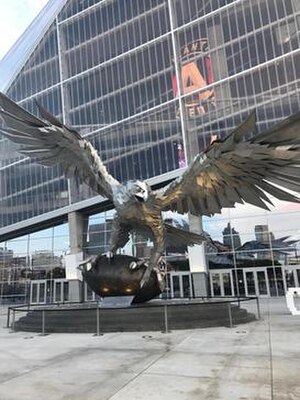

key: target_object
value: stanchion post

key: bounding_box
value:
[228,302,233,328]
[163,304,169,333]
[96,306,100,336]
[256,297,261,320]
[6,307,11,329]
[12,309,16,331]
[41,310,46,336]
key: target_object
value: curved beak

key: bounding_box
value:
[135,193,146,202]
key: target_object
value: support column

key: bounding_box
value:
[65,211,88,302]
[187,21,230,297]
[188,215,208,297]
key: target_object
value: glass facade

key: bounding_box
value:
[1,0,300,300]
[0,224,69,301]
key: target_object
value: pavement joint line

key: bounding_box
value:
[0,335,122,386]
[200,317,273,399]
[142,370,217,379]
[106,333,189,400]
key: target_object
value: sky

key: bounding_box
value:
[0,0,49,60]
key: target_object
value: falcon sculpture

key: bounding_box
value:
[1,92,300,288]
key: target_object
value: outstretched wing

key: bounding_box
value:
[156,111,300,216]
[0,92,120,200]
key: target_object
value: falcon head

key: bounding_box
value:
[129,180,149,202]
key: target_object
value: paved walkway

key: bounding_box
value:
[0,298,299,400]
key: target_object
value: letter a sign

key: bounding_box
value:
[173,39,215,117]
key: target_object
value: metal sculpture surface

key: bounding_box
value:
[79,254,166,303]
[1,92,300,295]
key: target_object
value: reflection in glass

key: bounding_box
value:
[32,283,38,303]
[275,267,285,296]
[267,267,285,296]
[246,271,256,296]
[285,270,295,288]
[85,284,95,302]
[233,269,246,296]
[63,282,69,302]
[46,280,53,303]
[267,268,277,297]
[297,270,300,287]
[212,273,221,296]
[39,283,45,303]
[223,273,232,296]
[257,271,268,295]
[172,275,180,298]
[55,282,61,302]
[182,274,191,298]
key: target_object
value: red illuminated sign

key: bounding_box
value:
[173,39,215,117]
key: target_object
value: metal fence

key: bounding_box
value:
[6,296,260,335]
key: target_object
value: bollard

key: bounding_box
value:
[12,309,16,331]
[163,304,169,333]
[256,297,261,320]
[41,310,46,336]
[96,306,100,336]
[6,307,11,329]
[227,302,233,328]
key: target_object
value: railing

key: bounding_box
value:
[6,296,260,335]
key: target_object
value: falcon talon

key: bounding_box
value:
[103,251,114,259]
[86,262,93,271]
[139,275,148,289]
[78,257,95,271]
[129,261,137,270]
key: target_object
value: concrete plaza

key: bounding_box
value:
[0,298,299,400]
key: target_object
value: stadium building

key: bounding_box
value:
[0,0,300,303]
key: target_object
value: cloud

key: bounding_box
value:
[0,0,48,60]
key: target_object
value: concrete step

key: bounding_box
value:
[13,301,257,333]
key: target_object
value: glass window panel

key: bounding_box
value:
[55,282,62,302]
[172,275,181,297]
[257,271,268,295]
[85,283,94,301]
[212,273,221,296]
[232,269,246,296]
[61,1,170,77]
[285,270,295,288]
[182,274,191,297]
[39,282,46,303]
[173,0,234,27]
[63,282,69,301]
[246,271,256,295]
[223,272,232,295]
[31,283,38,303]
[66,37,174,125]
[7,23,59,101]
[297,270,300,286]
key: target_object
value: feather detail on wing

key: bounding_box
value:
[156,111,300,216]
[0,92,120,200]
[164,223,207,246]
